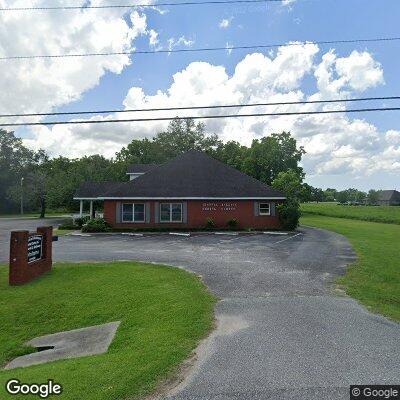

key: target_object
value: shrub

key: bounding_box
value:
[277,200,301,230]
[58,219,78,230]
[227,218,238,229]
[82,218,112,233]
[206,217,215,229]
[75,216,91,228]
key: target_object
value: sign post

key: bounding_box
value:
[9,226,53,286]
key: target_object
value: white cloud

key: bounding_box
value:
[167,36,195,52]
[335,50,384,91]
[20,41,400,184]
[219,17,233,29]
[130,10,148,37]
[148,29,159,48]
[225,42,233,55]
[385,130,400,146]
[282,0,297,9]
[0,0,149,117]
[315,49,384,97]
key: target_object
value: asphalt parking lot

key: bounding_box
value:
[0,217,65,261]
[1,219,399,400]
[52,230,351,297]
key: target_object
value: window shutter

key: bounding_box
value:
[145,203,151,223]
[254,202,259,216]
[182,202,188,223]
[115,202,122,223]
[154,202,159,223]
[271,202,276,216]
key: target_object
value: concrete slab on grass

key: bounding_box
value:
[5,321,120,369]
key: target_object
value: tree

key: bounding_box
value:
[1,121,309,216]
[275,200,301,230]
[0,129,46,213]
[355,190,367,204]
[311,187,325,203]
[336,188,367,204]
[367,189,380,205]
[299,183,313,203]
[242,132,305,185]
[43,155,118,211]
[116,118,221,167]
[272,170,304,199]
[8,171,47,217]
[336,191,348,204]
[115,138,164,166]
[213,141,248,171]
[154,118,221,158]
[324,188,337,202]
[272,170,303,230]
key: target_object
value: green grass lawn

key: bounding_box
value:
[0,262,215,399]
[53,228,76,236]
[301,202,400,224]
[301,214,400,321]
[0,212,69,219]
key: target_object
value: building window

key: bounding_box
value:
[160,203,183,223]
[259,203,271,216]
[122,203,145,222]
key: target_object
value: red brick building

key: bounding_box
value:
[74,151,286,230]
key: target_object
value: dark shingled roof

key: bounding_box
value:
[127,164,160,174]
[378,190,400,202]
[74,182,122,199]
[98,151,285,199]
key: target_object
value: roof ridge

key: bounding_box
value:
[76,150,286,199]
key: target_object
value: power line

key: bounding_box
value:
[2,96,400,118]
[1,36,399,60]
[0,0,287,11]
[2,107,400,127]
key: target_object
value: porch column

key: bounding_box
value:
[79,200,83,217]
[89,200,94,220]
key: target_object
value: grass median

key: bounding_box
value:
[301,214,400,321]
[0,261,216,399]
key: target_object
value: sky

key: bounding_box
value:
[1,0,400,191]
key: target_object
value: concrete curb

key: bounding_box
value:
[65,230,297,238]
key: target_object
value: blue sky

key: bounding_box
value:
[2,0,400,190]
[66,0,400,120]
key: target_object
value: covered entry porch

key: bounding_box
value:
[76,199,104,220]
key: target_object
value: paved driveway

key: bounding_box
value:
[0,220,399,399]
[0,217,64,261]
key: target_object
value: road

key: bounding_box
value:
[0,219,399,399]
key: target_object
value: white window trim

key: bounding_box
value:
[122,203,145,223]
[160,203,183,223]
[259,202,271,216]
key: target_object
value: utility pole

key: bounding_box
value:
[20,177,24,215]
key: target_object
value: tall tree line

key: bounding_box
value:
[0,119,306,216]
